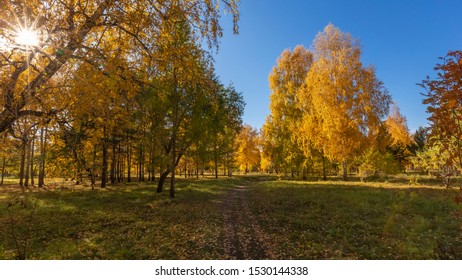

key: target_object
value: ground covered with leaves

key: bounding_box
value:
[0,175,461,259]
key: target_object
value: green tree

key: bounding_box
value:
[410,126,428,155]
[148,9,226,197]
[206,82,245,178]
[384,103,414,171]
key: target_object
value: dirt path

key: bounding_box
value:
[222,185,275,259]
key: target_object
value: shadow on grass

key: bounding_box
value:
[1,175,461,260]
[245,180,462,259]
[0,178,239,260]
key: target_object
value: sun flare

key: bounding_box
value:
[15,29,38,46]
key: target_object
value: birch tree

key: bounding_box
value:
[298,24,391,180]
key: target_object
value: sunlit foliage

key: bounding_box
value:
[235,125,261,173]
[421,50,462,173]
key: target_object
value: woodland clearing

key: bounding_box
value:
[0,175,461,259]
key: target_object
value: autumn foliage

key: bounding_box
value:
[261,24,413,180]
[417,50,462,183]
[0,0,243,197]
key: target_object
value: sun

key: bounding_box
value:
[15,29,39,46]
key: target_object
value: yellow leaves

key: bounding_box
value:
[264,45,313,170]
[266,24,392,167]
[1,0,240,135]
[385,103,413,147]
[235,125,261,172]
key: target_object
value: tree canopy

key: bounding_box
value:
[0,0,240,134]
[0,0,243,197]
[262,24,394,180]
[420,50,462,174]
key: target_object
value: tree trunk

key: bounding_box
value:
[157,168,169,193]
[75,162,82,185]
[322,156,327,181]
[196,156,199,179]
[30,137,35,186]
[151,149,156,181]
[342,161,348,181]
[120,148,125,182]
[110,140,116,185]
[24,140,31,187]
[169,69,179,198]
[127,141,131,182]
[87,146,95,189]
[19,139,27,190]
[138,144,144,182]
[223,152,227,176]
[170,138,176,198]
[184,161,187,178]
[1,156,5,185]
[147,149,152,181]
[117,142,122,182]
[101,128,108,188]
[38,127,47,188]
[214,144,218,179]
[101,142,108,188]
[227,153,233,177]
[202,161,205,178]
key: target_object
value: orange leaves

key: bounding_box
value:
[421,50,462,170]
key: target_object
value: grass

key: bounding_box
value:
[0,174,461,259]
[0,178,240,259]
[246,179,462,259]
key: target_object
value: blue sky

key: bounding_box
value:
[213,0,462,132]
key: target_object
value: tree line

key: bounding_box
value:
[2,4,461,190]
[0,0,244,197]
[257,24,412,180]
[236,24,462,186]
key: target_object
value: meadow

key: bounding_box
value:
[0,175,461,259]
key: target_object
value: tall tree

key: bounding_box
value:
[207,82,245,178]
[384,103,413,170]
[385,103,413,148]
[235,125,261,173]
[410,126,428,155]
[298,24,391,180]
[149,8,220,197]
[264,45,313,175]
[0,0,240,134]
[420,50,462,174]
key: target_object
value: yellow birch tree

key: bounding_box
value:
[235,124,261,173]
[263,45,312,175]
[298,24,391,180]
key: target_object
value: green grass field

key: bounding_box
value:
[0,175,461,259]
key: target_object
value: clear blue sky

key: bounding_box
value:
[213,0,462,132]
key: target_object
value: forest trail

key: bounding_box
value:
[222,185,275,259]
